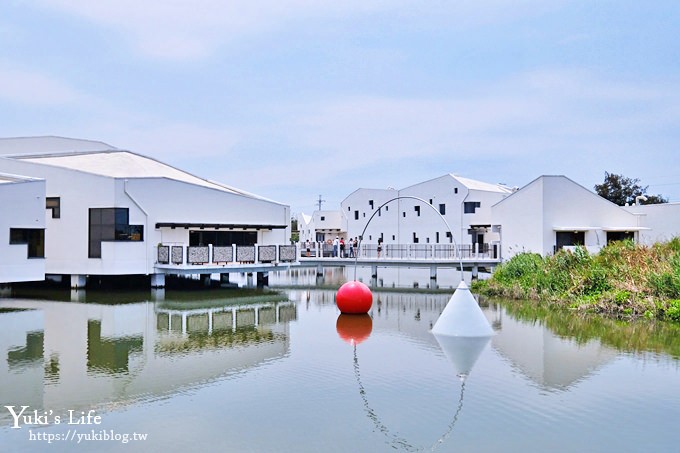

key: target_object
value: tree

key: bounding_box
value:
[594,172,668,206]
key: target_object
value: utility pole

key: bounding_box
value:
[316,194,326,211]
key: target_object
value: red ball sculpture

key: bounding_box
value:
[336,280,373,314]
[336,314,373,345]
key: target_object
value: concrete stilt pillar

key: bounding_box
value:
[316,264,323,277]
[246,272,254,287]
[220,273,230,284]
[472,265,479,281]
[371,265,378,278]
[200,274,212,287]
[430,265,437,280]
[151,273,166,288]
[71,274,87,289]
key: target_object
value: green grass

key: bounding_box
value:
[473,238,680,322]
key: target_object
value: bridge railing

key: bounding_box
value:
[157,244,298,266]
[297,242,499,260]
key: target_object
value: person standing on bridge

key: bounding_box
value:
[333,236,339,257]
[348,238,355,258]
[377,237,383,258]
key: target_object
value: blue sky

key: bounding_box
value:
[1,1,679,215]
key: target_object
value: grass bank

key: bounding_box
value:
[472,238,680,322]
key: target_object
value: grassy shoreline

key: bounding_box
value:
[471,238,680,322]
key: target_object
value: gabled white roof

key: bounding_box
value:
[0,137,281,204]
[0,172,42,184]
[451,175,513,193]
[0,136,116,156]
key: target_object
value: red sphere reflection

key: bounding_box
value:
[336,280,373,314]
[336,314,373,345]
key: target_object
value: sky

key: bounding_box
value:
[1,1,679,216]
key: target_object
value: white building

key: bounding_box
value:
[492,175,644,259]
[623,202,680,246]
[297,210,345,243]
[0,136,291,287]
[341,175,512,256]
[0,173,46,283]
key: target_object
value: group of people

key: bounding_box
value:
[332,236,359,258]
[304,237,384,258]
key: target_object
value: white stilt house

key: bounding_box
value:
[0,136,291,287]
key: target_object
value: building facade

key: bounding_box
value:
[341,175,512,255]
[0,136,290,287]
[297,210,345,243]
[0,173,46,283]
[492,175,644,259]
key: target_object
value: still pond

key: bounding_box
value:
[1,267,679,452]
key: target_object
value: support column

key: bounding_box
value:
[220,273,232,287]
[371,265,378,278]
[430,265,437,283]
[151,273,166,288]
[70,274,87,289]
[316,264,323,277]
[472,265,479,281]
[200,274,212,287]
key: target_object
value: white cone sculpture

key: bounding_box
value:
[431,281,494,337]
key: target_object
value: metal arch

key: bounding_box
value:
[353,196,464,281]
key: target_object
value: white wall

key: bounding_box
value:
[341,188,398,244]
[492,178,545,259]
[0,158,290,277]
[0,177,46,283]
[624,202,680,245]
[493,176,641,259]
[341,175,508,249]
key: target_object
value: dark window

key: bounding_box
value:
[378,208,381,217]
[190,231,257,246]
[454,188,458,194]
[413,232,419,244]
[463,202,480,214]
[429,198,433,205]
[354,210,359,220]
[10,228,45,258]
[347,206,350,211]
[392,235,395,240]
[403,212,406,218]
[415,206,420,216]
[320,216,325,221]
[46,197,60,219]
[556,231,585,251]
[385,206,388,211]
[439,203,446,215]
[369,200,374,209]
[607,231,634,245]
[89,208,143,258]
[436,232,440,243]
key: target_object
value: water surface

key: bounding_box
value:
[1,274,678,452]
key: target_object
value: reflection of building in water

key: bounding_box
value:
[487,304,617,390]
[0,298,295,422]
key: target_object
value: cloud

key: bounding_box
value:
[35,0,563,60]
[0,61,82,105]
